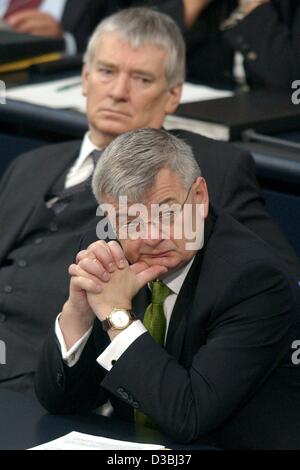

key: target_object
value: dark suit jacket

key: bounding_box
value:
[151,0,300,89]
[1,131,299,392]
[34,211,300,449]
[0,140,82,267]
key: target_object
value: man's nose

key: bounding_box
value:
[109,73,130,101]
[142,223,166,245]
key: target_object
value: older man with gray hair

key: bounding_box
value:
[36,128,300,450]
[0,7,298,393]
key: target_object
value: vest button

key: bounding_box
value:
[0,313,6,323]
[18,260,27,268]
[246,51,257,61]
[35,238,44,245]
[4,285,12,294]
[50,223,58,232]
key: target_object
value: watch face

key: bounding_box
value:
[110,310,130,329]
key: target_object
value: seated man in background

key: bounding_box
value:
[147,0,300,89]
[0,7,299,393]
[35,128,300,450]
[0,0,115,53]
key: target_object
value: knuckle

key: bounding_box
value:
[78,259,86,269]
[108,240,120,251]
[76,250,87,261]
[89,240,107,251]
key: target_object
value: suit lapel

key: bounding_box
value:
[273,0,291,22]
[165,250,204,360]
[165,212,216,361]
[132,286,151,321]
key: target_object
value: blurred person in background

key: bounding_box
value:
[0,0,116,54]
[131,0,300,89]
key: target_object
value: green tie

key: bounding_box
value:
[135,280,172,429]
[143,280,172,346]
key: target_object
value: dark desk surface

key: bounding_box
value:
[0,390,215,450]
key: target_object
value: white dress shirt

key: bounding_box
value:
[65,132,100,188]
[46,132,100,210]
[55,256,195,370]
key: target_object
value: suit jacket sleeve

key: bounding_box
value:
[35,325,109,414]
[0,159,17,195]
[100,262,293,442]
[224,2,300,89]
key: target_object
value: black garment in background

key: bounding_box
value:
[0,141,99,392]
[0,131,299,392]
[141,0,300,90]
[61,0,118,53]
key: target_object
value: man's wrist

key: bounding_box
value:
[95,302,133,320]
[61,300,95,331]
[59,301,95,351]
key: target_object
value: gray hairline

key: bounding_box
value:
[83,9,186,87]
[92,130,202,205]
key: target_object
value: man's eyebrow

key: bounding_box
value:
[95,61,155,78]
[130,68,155,78]
[158,197,179,206]
[95,60,116,68]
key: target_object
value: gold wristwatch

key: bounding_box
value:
[101,308,136,332]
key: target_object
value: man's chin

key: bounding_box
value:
[99,124,128,135]
[95,115,133,132]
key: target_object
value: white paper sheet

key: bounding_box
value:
[180,82,232,103]
[6,76,86,112]
[29,431,165,450]
[6,77,232,113]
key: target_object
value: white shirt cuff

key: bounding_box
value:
[55,314,93,367]
[63,32,77,55]
[97,320,147,371]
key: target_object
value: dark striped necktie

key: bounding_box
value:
[48,149,102,214]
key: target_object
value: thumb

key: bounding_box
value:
[130,261,150,276]
[135,264,168,288]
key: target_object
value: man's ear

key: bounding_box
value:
[165,84,182,115]
[81,64,89,97]
[193,177,209,218]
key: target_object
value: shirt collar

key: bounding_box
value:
[148,256,195,297]
[72,132,100,171]
[163,256,195,296]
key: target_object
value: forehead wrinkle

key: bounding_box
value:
[94,35,168,78]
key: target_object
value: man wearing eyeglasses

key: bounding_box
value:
[35,128,300,450]
[1,7,299,394]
